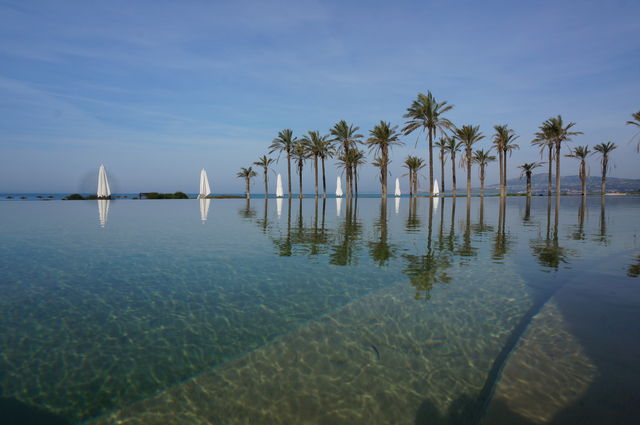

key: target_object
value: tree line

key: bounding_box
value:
[237,93,639,199]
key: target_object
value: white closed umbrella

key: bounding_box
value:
[199,169,211,199]
[199,198,211,222]
[97,165,111,199]
[433,179,440,196]
[395,178,401,197]
[97,199,110,227]
[276,174,284,198]
[336,176,343,197]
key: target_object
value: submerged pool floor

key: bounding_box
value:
[1,196,639,424]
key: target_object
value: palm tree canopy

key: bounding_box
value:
[531,125,556,157]
[336,148,367,171]
[434,136,451,153]
[454,125,485,149]
[269,129,297,156]
[444,135,464,155]
[402,91,454,138]
[540,115,583,144]
[330,120,363,152]
[366,121,403,155]
[292,140,310,163]
[237,166,257,179]
[594,141,618,155]
[518,162,545,178]
[493,125,518,151]
[301,131,334,159]
[253,155,274,168]
[472,149,496,166]
[403,156,426,172]
[566,145,591,160]
[626,111,640,127]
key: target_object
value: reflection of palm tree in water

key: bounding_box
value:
[492,196,511,260]
[369,197,396,266]
[571,196,587,240]
[523,196,531,223]
[256,197,269,233]
[473,196,494,235]
[403,198,452,300]
[531,195,568,269]
[597,195,609,245]
[405,196,421,232]
[308,197,330,255]
[458,197,476,258]
[330,197,362,265]
[239,198,256,219]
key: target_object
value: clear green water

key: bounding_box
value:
[0,197,639,424]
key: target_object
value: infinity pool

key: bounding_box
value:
[1,196,639,424]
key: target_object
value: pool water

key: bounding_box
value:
[1,196,639,424]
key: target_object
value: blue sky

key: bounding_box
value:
[0,0,638,193]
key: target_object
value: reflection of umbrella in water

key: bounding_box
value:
[276,197,283,218]
[336,197,342,216]
[433,196,439,209]
[97,199,110,227]
[395,197,400,214]
[199,198,211,222]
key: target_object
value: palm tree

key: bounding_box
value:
[402,91,454,195]
[518,162,544,196]
[454,125,484,197]
[538,116,583,195]
[498,127,519,195]
[472,149,496,197]
[335,149,366,198]
[366,121,403,197]
[626,111,640,151]
[532,126,555,196]
[330,120,363,197]
[593,142,618,194]
[301,131,333,198]
[237,167,257,199]
[291,140,309,198]
[565,145,591,196]
[253,155,274,198]
[445,136,463,196]
[434,136,449,195]
[403,156,426,197]
[269,129,297,198]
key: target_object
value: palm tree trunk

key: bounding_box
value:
[526,172,532,197]
[287,152,292,198]
[355,167,359,198]
[408,170,413,197]
[264,168,268,198]
[321,157,327,198]
[480,165,485,197]
[245,177,250,199]
[440,148,445,195]
[555,142,561,195]
[466,149,472,197]
[382,147,388,198]
[503,149,508,195]
[314,155,319,198]
[428,129,434,195]
[601,155,607,195]
[298,163,303,199]
[547,145,553,196]
[498,150,504,197]
[451,152,457,197]
[580,160,586,196]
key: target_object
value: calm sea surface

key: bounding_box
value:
[1,197,639,425]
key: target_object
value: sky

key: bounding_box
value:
[0,0,639,194]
